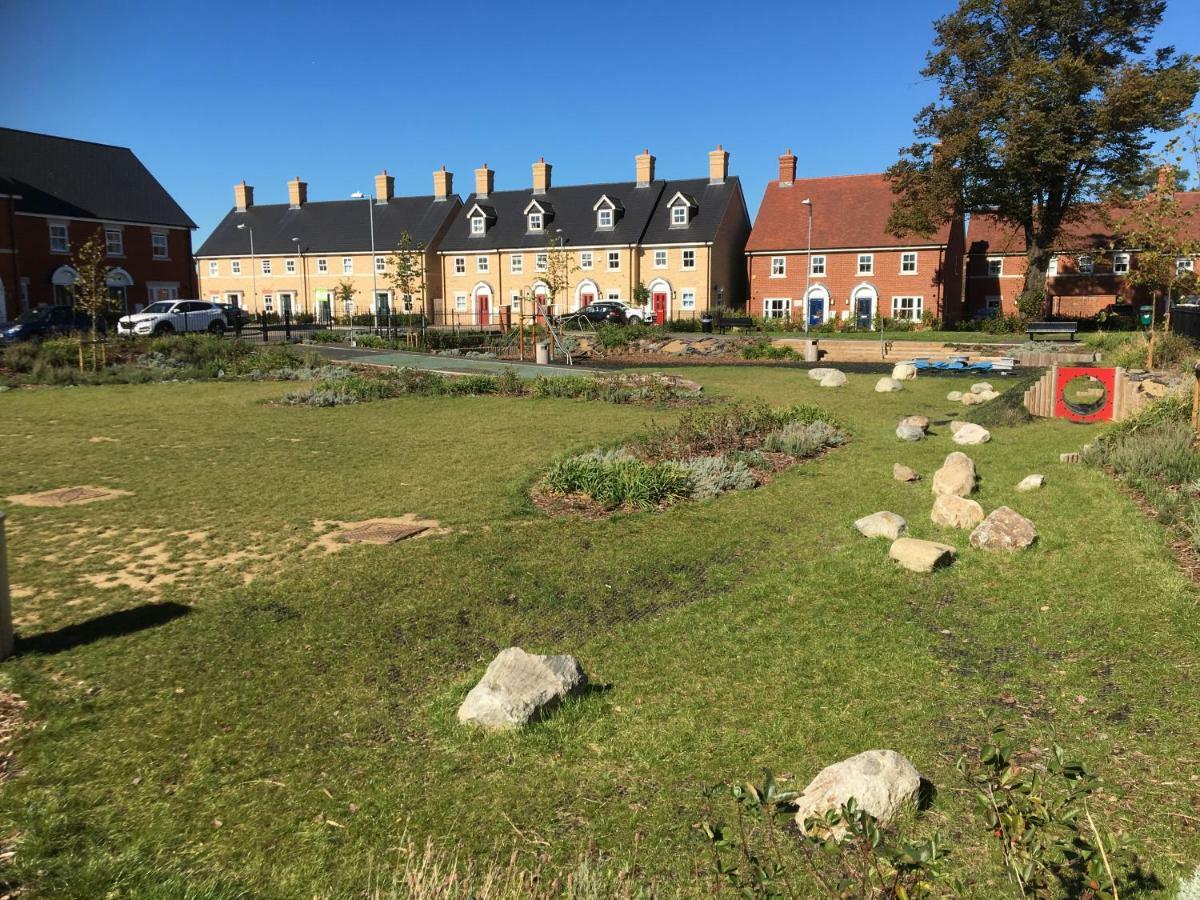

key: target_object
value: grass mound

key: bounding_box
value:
[960,373,1038,428]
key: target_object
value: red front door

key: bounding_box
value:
[478,294,490,326]
[653,292,668,324]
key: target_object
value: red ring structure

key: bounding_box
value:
[1053,366,1116,423]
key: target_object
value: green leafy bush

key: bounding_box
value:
[1109,330,1198,370]
[352,334,388,349]
[309,330,341,343]
[445,374,502,395]
[544,449,692,510]
[741,341,797,360]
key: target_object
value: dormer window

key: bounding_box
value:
[592,195,623,230]
[528,212,543,232]
[471,216,485,236]
[598,208,613,229]
[672,206,688,226]
[666,191,697,228]
[523,198,553,233]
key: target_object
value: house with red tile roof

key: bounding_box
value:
[965,187,1200,319]
[745,151,965,326]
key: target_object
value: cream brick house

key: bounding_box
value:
[195,169,461,319]
[437,148,750,326]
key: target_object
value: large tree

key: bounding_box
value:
[887,0,1199,308]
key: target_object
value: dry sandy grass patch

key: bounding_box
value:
[308,515,449,554]
[6,486,131,508]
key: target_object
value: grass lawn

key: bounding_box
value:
[772,330,1028,343]
[1,369,1198,897]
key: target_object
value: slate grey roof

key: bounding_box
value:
[0,127,195,228]
[196,195,463,257]
[440,176,744,252]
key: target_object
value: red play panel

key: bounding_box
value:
[1054,367,1116,423]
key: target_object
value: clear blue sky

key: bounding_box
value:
[3,0,1198,243]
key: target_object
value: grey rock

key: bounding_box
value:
[889,537,957,573]
[931,494,985,529]
[891,363,918,381]
[896,424,925,442]
[946,391,963,402]
[970,507,1038,552]
[793,750,924,837]
[1017,474,1045,491]
[932,452,977,497]
[875,377,904,393]
[457,647,588,730]
[970,382,994,395]
[893,463,921,483]
[854,511,907,540]
[899,415,930,432]
[819,370,848,388]
[952,423,991,446]
[808,367,838,382]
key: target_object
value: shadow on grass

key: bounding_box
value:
[12,602,191,657]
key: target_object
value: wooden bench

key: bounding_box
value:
[716,316,755,334]
[1027,321,1079,341]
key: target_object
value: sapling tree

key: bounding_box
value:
[386,230,426,322]
[71,229,113,343]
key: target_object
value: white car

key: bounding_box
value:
[118,300,229,337]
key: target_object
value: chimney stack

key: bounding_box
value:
[532,157,552,195]
[234,180,254,212]
[433,165,453,201]
[636,149,655,187]
[287,176,307,209]
[1157,164,1175,195]
[475,164,494,199]
[778,148,797,186]
[709,144,729,185]
[375,170,394,204]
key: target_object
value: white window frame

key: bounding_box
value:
[207,261,219,277]
[680,289,697,310]
[579,251,593,270]
[671,205,688,226]
[1048,256,1059,276]
[762,298,789,319]
[857,253,873,275]
[342,257,353,275]
[151,231,168,259]
[470,216,485,236]
[606,251,621,272]
[105,227,124,256]
[535,253,548,272]
[375,256,386,274]
[985,295,1002,313]
[49,222,69,253]
[261,258,272,275]
[1113,252,1130,274]
[1078,255,1094,275]
[454,292,468,311]
[453,256,466,275]
[900,252,917,274]
[1177,256,1194,274]
[510,254,523,274]
[771,256,786,277]
[286,258,297,274]
[810,255,826,276]
[654,250,668,269]
[477,255,490,273]
[317,257,328,273]
[528,212,543,232]
[681,249,697,270]
[987,257,1003,277]
[263,293,274,313]
[231,259,242,275]
[597,208,613,229]
[891,295,923,321]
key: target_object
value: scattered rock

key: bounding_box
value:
[961,392,984,406]
[970,382,993,395]
[875,377,904,393]
[978,390,1001,401]
[952,423,991,446]
[456,647,588,730]
[889,537,957,573]
[808,367,838,382]
[946,391,963,402]
[932,452,976,497]
[893,463,921,483]
[793,750,924,836]
[899,415,930,432]
[1059,452,1081,464]
[1017,474,1045,491]
[659,340,688,355]
[896,424,925,442]
[970,507,1038,552]
[819,370,847,388]
[891,363,918,381]
[931,494,985,529]
[854,511,907,540]
[948,420,968,434]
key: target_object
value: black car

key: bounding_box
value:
[1,305,105,344]
[558,302,630,326]
[217,303,251,329]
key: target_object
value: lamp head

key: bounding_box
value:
[350,191,366,199]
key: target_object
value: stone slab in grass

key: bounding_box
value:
[338,522,428,544]
[970,506,1037,551]
[952,423,991,446]
[889,537,956,573]
[931,494,985,529]
[1017,474,1045,491]
[893,463,921,483]
[794,750,924,837]
[6,486,131,508]
[457,647,588,730]
[854,511,907,540]
[309,515,448,554]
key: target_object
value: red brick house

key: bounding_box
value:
[0,127,196,322]
[965,191,1200,320]
[745,151,965,326]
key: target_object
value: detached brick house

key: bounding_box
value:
[964,189,1200,319]
[0,127,196,321]
[746,151,965,326]
[195,170,461,319]
[437,147,750,325]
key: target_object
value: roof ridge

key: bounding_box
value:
[0,125,133,153]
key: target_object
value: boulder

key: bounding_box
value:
[946,391,963,402]
[948,420,968,434]
[889,537,956,573]
[899,415,930,432]
[978,390,1001,401]
[970,382,993,395]
[457,647,588,730]
[961,392,984,406]
[970,506,1038,552]
[1017,474,1045,491]
[952,423,991,446]
[820,370,847,388]
[808,367,838,382]
[793,750,924,836]
[931,452,976,497]
[893,463,921,483]
[875,377,904,393]
[854,511,907,540]
[891,363,918,381]
[896,424,925,442]
[931,494,985,529]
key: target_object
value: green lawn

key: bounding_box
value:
[0,369,1197,897]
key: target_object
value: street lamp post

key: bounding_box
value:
[801,198,813,335]
[236,222,256,318]
[292,237,309,319]
[351,192,379,331]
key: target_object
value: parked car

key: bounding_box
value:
[558,301,653,327]
[0,305,105,344]
[217,303,251,329]
[117,300,228,337]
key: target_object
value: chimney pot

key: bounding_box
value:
[475,164,494,199]
[636,148,656,188]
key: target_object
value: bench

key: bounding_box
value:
[716,316,755,334]
[1027,321,1079,341]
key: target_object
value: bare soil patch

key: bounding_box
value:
[6,486,131,508]
[307,516,449,554]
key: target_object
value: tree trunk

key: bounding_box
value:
[1022,242,1052,318]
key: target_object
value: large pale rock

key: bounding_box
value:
[893,463,921,483]
[889,537,956,573]
[931,452,976,497]
[896,424,925,442]
[970,506,1038,552]
[808,367,838,382]
[899,415,930,432]
[819,370,847,388]
[875,377,904,393]
[457,647,588,730]
[891,363,918,381]
[854,511,907,540]
[978,390,1001,401]
[952,423,991,446]
[1017,474,1045,491]
[961,392,984,406]
[946,391,964,402]
[948,420,968,434]
[794,750,924,836]
[931,494,985,529]
[970,382,993,395]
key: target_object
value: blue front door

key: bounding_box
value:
[808,298,824,326]
[856,295,873,328]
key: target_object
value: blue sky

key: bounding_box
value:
[3,0,1198,243]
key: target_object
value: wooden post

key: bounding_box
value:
[0,512,13,661]
[1147,290,1159,370]
[1192,363,1200,432]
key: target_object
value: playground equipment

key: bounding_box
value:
[1023,366,1136,423]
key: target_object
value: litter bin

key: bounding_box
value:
[1139,305,1154,327]
[535,340,550,365]
[802,338,820,362]
[700,313,713,334]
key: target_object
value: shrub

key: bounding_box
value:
[741,341,797,360]
[762,419,847,457]
[1015,288,1045,322]
[281,374,400,407]
[352,334,388,349]
[637,401,840,459]
[671,454,756,499]
[1088,419,1200,486]
[309,329,341,343]
[544,449,692,510]
[445,374,501,395]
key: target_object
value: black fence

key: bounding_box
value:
[1170,305,1200,341]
